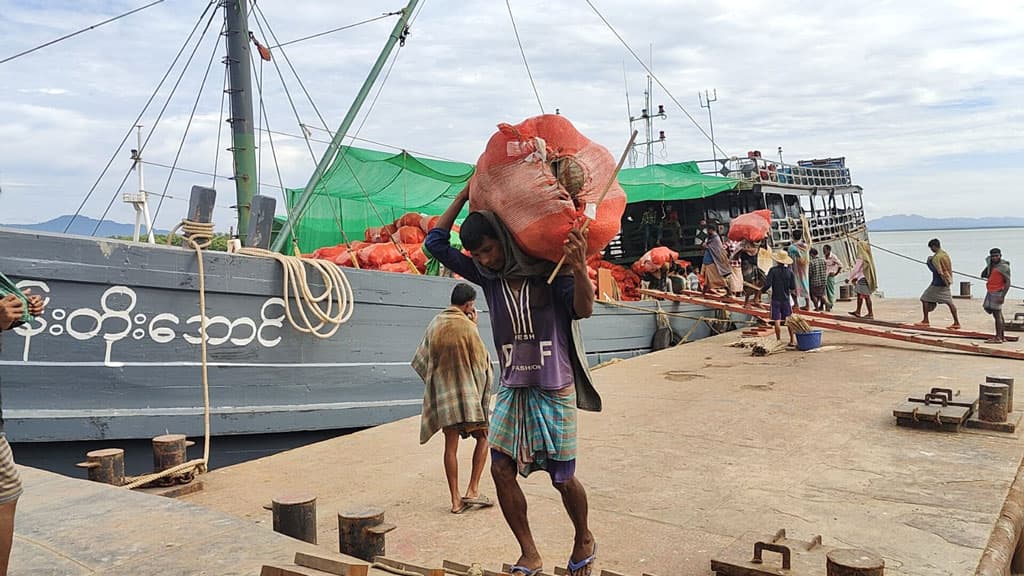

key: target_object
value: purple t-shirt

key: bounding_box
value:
[425,228,577,390]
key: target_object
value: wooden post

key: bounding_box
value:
[979,383,1010,423]
[826,549,884,576]
[338,507,395,561]
[959,281,972,298]
[987,376,1015,413]
[247,195,277,249]
[272,494,317,544]
[75,448,125,486]
[187,185,217,224]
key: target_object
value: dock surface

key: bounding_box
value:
[178,298,1024,575]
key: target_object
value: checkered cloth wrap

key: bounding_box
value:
[412,307,493,445]
[489,384,577,478]
[0,435,22,504]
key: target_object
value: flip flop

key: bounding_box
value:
[450,504,468,515]
[912,322,930,327]
[848,311,861,318]
[508,566,542,576]
[567,541,597,576]
[461,494,494,507]
[947,324,961,330]
[985,338,1005,344]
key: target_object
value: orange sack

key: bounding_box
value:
[358,243,404,267]
[397,212,424,229]
[468,114,626,262]
[727,209,772,242]
[395,225,426,244]
[632,246,678,275]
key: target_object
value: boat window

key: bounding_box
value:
[784,195,802,219]
[765,193,786,220]
[851,192,862,210]
[799,195,813,215]
[812,195,826,215]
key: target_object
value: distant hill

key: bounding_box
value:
[0,215,168,237]
[869,214,1024,231]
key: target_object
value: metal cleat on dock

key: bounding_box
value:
[710,528,883,575]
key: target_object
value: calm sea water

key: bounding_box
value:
[870,228,1024,300]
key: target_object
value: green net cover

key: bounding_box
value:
[617,161,739,202]
[283,147,737,254]
[284,146,474,254]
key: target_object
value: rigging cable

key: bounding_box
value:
[505,0,545,114]
[211,63,229,189]
[65,0,218,233]
[0,0,166,65]
[91,4,223,236]
[150,22,227,226]
[869,242,1023,292]
[141,160,283,192]
[269,11,402,49]
[583,0,729,158]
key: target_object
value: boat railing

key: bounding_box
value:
[769,207,867,245]
[697,157,853,188]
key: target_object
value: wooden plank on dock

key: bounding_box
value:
[641,289,1024,361]
[295,551,370,576]
[374,556,445,576]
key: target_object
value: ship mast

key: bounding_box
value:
[223,0,257,244]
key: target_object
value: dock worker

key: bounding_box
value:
[412,283,494,515]
[822,244,843,311]
[762,250,797,346]
[808,248,828,312]
[981,248,1011,344]
[0,275,44,576]
[701,222,731,297]
[917,238,960,329]
[787,230,811,311]
[425,188,600,576]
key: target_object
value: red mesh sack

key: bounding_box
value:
[632,246,678,274]
[358,243,404,267]
[468,114,626,262]
[365,226,391,243]
[420,215,441,233]
[727,209,772,242]
[397,212,424,229]
[380,262,414,273]
[396,226,426,244]
[311,245,348,260]
[402,243,428,270]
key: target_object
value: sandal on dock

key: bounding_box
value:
[947,324,961,330]
[567,541,597,576]
[508,566,542,576]
[848,311,861,318]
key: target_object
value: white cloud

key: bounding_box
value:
[0,0,1020,231]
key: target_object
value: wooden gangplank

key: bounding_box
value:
[641,289,1024,361]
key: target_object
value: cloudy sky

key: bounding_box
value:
[0,0,1020,231]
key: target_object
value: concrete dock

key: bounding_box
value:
[11,298,1024,575]
[176,298,1024,575]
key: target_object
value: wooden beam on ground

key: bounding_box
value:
[373,556,445,576]
[295,551,370,576]
[444,560,509,576]
[673,288,1017,341]
[641,289,1024,361]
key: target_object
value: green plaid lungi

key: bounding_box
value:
[489,384,577,478]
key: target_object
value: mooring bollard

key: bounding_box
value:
[979,383,1010,423]
[826,548,884,575]
[953,281,972,300]
[152,434,195,485]
[987,376,1015,413]
[838,284,853,301]
[338,507,396,561]
[75,448,125,486]
[272,494,318,544]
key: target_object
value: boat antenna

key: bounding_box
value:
[271,0,421,253]
[699,88,718,165]
[0,0,166,65]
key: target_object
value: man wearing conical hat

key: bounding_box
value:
[762,250,797,346]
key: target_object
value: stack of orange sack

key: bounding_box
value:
[309,211,444,274]
[586,256,642,301]
[631,246,679,276]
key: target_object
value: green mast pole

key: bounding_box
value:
[270,0,420,253]
[224,0,257,244]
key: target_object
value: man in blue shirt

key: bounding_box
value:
[424,188,600,576]
[762,251,797,346]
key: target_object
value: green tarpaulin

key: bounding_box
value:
[285,147,738,253]
[617,161,739,202]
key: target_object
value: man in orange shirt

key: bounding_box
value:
[980,248,1011,344]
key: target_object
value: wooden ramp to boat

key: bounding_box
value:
[180,299,1024,576]
[10,466,394,575]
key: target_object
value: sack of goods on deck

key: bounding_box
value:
[727,209,772,242]
[467,114,627,262]
[589,256,642,301]
[631,246,679,275]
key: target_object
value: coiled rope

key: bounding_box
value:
[122,219,354,489]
